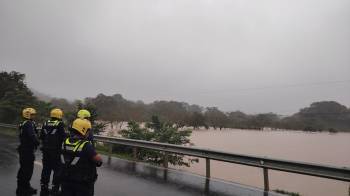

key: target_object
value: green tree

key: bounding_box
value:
[187,112,207,129]
[249,113,279,129]
[149,101,189,127]
[280,101,350,131]
[0,71,45,123]
[86,94,133,128]
[204,107,228,129]
[119,121,153,140]
[120,116,197,167]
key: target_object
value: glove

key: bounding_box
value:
[96,161,103,167]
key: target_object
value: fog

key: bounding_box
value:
[1,0,349,114]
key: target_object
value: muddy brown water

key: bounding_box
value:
[175,129,350,196]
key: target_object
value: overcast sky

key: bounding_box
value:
[1,0,349,114]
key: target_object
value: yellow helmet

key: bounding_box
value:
[50,108,63,119]
[83,118,92,124]
[77,109,91,119]
[72,118,92,136]
[22,108,37,119]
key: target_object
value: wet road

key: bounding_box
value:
[0,134,280,196]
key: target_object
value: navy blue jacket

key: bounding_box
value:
[18,120,40,151]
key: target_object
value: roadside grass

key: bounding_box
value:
[95,142,134,161]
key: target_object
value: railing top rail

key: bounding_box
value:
[95,136,350,182]
[0,123,17,128]
[1,123,349,182]
[95,135,347,166]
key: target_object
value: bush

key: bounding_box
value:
[120,116,198,167]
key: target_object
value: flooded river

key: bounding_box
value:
[178,129,350,196]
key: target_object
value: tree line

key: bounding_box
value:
[1,71,350,132]
[0,71,105,133]
[84,94,350,132]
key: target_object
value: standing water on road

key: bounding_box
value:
[176,129,350,196]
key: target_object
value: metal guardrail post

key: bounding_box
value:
[205,178,210,194]
[206,158,211,179]
[108,143,113,164]
[263,168,269,192]
[163,152,169,168]
[132,147,138,161]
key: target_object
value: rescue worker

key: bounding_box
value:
[76,109,97,194]
[77,109,94,141]
[39,108,66,196]
[16,108,40,196]
[60,119,102,196]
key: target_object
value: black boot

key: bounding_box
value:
[50,185,60,196]
[28,186,37,195]
[40,184,49,196]
[17,186,37,196]
[16,187,27,196]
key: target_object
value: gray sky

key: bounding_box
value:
[1,0,349,114]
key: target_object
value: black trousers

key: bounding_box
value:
[61,182,94,196]
[17,149,35,189]
[40,151,61,186]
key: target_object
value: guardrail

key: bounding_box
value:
[1,123,350,193]
[0,123,17,129]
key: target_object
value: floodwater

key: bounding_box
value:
[177,129,350,196]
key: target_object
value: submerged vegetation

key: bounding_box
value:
[274,189,301,196]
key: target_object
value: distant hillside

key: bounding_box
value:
[31,89,52,102]
[31,91,350,132]
[2,70,349,132]
[31,89,76,113]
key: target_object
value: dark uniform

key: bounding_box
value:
[60,134,100,196]
[17,120,40,195]
[40,118,66,195]
[87,129,94,142]
[83,124,97,195]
